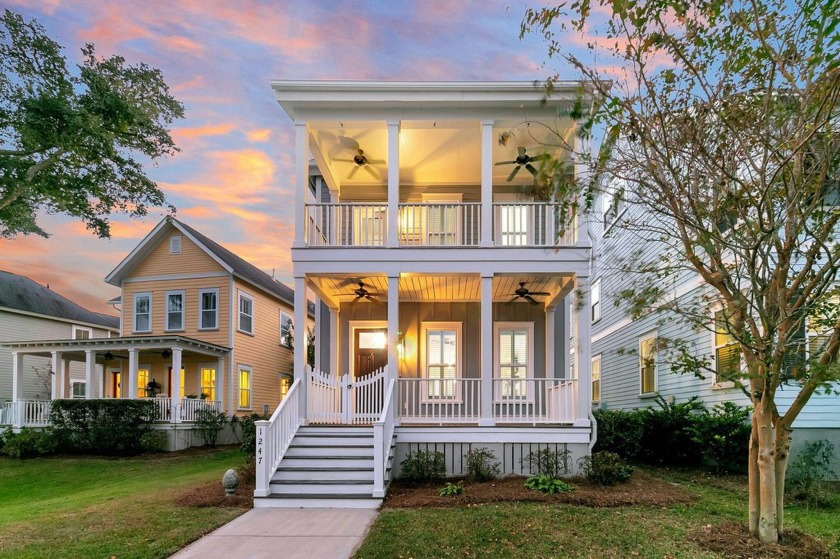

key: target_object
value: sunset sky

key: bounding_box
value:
[1,0,593,315]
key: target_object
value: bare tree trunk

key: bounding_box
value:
[774,422,792,536]
[748,413,760,534]
[755,406,779,543]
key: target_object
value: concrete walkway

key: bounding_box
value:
[171,508,379,559]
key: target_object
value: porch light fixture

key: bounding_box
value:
[104,352,114,361]
[397,331,405,360]
[161,349,172,359]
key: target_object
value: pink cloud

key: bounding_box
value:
[246,129,272,143]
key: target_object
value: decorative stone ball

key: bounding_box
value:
[222,469,239,496]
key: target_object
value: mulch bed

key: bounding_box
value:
[174,478,254,509]
[384,470,698,509]
[689,522,831,559]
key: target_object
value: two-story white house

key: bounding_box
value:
[253,81,598,507]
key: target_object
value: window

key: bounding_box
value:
[714,309,741,385]
[238,366,252,409]
[238,292,254,334]
[639,333,657,395]
[591,279,601,322]
[200,366,216,401]
[280,311,293,347]
[137,366,150,398]
[72,326,92,340]
[499,205,529,246]
[199,288,219,330]
[71,381,86,399]
[353,207,386,245]
[169,235,182,254]
[168,367,185,396]
[133,293,151,333]
[495,322,534,400]
[592,355,601,402]
[422,323,461,400]
[602,180,625,232]
[165,291,185,331]
[426,205,458,246]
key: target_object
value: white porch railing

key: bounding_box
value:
[0,400,52,427]
[493,202,577,247]
[493,378,577,424]
[180,399,222,421]
[398,203,481,246]
[372,378,396,498]
[306,203,387,247]
[398,378,481,424]
[146,397,221,422]
[307,367,387,425]
[255,378,303,497]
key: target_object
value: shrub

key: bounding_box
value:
[235,413,270,461]
[592,409,645,461]
[521,447,571,478]
[786,440,836,508]
[49,399,157,456]
[1,428,55,459]
[439,481,464,496]
[139,430,168,452]
[693,402,751,473]
[524,475,574,494]
[464,447,500,482]
[637,396,705,465]
[400,450,446,483]
[579,451,634,485]
[194,408,230,447]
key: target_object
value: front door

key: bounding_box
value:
[354,328,388,378]
[111,371,121,398]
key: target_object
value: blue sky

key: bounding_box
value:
[1,0,590,313]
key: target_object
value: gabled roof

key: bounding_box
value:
[0,270,119,330]
[105,217,296,306]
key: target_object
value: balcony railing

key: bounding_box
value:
[304,201,577,248]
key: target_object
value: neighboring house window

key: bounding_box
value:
[602,180,625,232]
[495,322,534,400]
[238,292,254,334]
[200,366,216,401]
[165,291,185,331]
[714,309,741,385]
[137,366,150,398]
[134,293,152,332]
[421,323,461,400]
[71,381,86,399]
[199,288,219,330]
[170,235,182,254]
[280,311,293,347]
[72,326,92,340]
[591,279,601,322]
[592,355,601,403]
[639,332,657,395]
[238,366,252,409]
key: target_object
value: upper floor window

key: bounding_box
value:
[280,311,293,347]
[165,291,185,331]
[169,235,182,254]
[238,291,254,334]
[639,332,657,395]
[591,279,602,322]
[714,309,741,385]
[602,180,625,233]
[199,288,219,330]
[133,293,152,333]
[72,326,92,340]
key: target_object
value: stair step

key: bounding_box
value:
[254,494,382,509]
[270,481,375,495]
[292,437,375,446]
[273,467,375,481]
[279,456,374,468]
[285,446,374,457]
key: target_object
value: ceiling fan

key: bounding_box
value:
[495,146,550,182]
[339,281,382,303]
[509,282,551,305]
[334,147,385,179]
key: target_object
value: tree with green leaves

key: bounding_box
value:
[0,9,184,238]
[522,0,839,544]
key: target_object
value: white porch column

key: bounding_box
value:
[387,275,400,384]
[127,349,139,400]
[217,356,225,410]
[294,123,309,248]
[574,276,592,426]
[545,308,556,378]
[170,348,183,423]
[329,307,339,376]
[481,120,494,247]
[313,297,321,374]
[11,352,23,402]
[479,274,495,426]
[50,351,64,400]
[84,350,95,399]
[294,276,308,424]
[387,120,400,247]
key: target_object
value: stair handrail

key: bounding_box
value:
[372,378,396,498]
[254,378,303,497]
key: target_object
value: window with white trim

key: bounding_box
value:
[714,309,741,385]
[137,366,150,398]
[165,290,185,331]
[639,332,657,395]
[199,288,219,330]
[421,322,461,400]
[602,179,625,233]
[200,365,216,401]
[591,279,601,322]
[495,322,534,400]
[238,292,254,334]
[280,311,293,347]
[72,326,92,340]
[169,235,182,254]
[71,381,86,399]
[133,293,152,333]
[592,354,601,403]
[238,366,252,409]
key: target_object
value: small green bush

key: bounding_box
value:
[592,409,644,460]
[521,447,571,478]
[400,449,446,483]
[194,408,230,447]
[693,402,751,473]
[786,440,836,508]
[439,481,464,497]
[524,475,574,494]
[638,396,705,465]
[464,447,500,482]
[235,413,270,461]
[139,430,168,452]
[1,428,55,459]
[49,399,157,456]
[579,451,634,486]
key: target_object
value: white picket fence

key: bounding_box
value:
[307,367,387,425]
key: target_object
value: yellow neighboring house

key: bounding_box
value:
[3,217,306,438]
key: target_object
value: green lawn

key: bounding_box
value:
[0,448,247,559]
[355,469,840,559]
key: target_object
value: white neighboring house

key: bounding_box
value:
[253,81,597,508]
[0,270,118,422]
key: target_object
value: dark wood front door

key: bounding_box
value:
[354,328,388,378]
